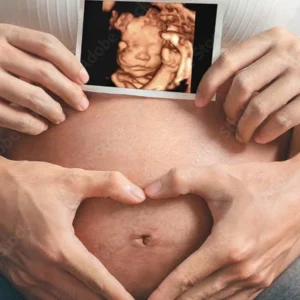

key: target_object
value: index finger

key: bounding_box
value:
[148,235,223,300]
[62,236,134,300]
[195,28,281,107]
[2,24,89,85]
[145,165,231,202]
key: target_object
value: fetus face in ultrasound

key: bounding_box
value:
[112,10,166,78]
[109,3,196,92]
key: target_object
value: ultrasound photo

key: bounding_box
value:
[77,0,223,100]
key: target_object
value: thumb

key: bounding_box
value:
[145,166,231,201]
[68,169,146,204]
[61,235,134,300]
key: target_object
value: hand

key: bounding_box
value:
[161,31,193,90]
[145,156,300,300]
[196,27,300,144]
[0,157,145,300]
[0,24,90,135]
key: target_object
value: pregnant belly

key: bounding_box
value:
[5,94,288,299]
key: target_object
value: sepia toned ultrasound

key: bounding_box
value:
[79,0,219,99]
[109,2,195,92]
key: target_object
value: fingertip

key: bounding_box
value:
[235,133,245,144]
[145,180,162,198]
[42,122,49,132]
[195,99,206,108]
[77,96,90,111]
[78,67,90,85]
[30,122,48,135]
[195,91,209,108]
[254,134,267,144]
[126,184,146,203]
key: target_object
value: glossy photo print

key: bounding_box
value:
[77,0,224,100]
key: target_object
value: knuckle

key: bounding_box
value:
[171,268,198,293]
[35,241,64,265]
[248,98,267,118]
[35,61,55,82]
[0,43,13,61]
[233,71,252,94]
[218,49,236,70]
[8,269,26,288]
[270,27,289,40]
[25,87,44,104]
[247,272,265,287]
[211,279,227,293]
[226,243,253,263]
[38,33,57,54]
[260,277,273,288]
[179,275,198,293]
[3,24,20,38]
[10,270,37,288]
[274,113,292,129]
[235,263,257,281]
[16,114,34,133]
[24,87,47,113]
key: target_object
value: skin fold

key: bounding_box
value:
[5,93,289,299]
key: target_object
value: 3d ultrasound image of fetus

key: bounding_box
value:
[109,3,195,92]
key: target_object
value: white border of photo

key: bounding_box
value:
[76,0,225,100]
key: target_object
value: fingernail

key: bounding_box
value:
[79,67,89,84]
[128,185,146,202]
[254,135,265,144]
[195,91,207,108]
[195,98,205,108]
[78,96,89,111]
[146,181,162,196]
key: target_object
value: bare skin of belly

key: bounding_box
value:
[5,93,289,299]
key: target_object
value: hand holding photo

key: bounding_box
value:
[76,0,223,100]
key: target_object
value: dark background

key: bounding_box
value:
[81,0,217,94]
